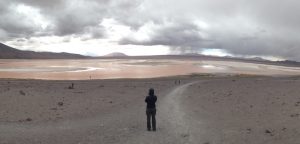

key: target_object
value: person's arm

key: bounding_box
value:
[154,96,157,103]
[145,96,148,103]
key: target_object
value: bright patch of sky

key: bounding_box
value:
[15,4,50,30]
[200,49,232,57]
[5,36,170,56]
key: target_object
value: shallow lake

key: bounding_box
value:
[0,59,300,80]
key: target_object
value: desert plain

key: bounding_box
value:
[0,58,300,144]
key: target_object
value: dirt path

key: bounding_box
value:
[124,81,200,144]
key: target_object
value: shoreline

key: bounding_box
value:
[0,73,287,81]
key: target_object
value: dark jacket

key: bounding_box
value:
[145,95,157,109]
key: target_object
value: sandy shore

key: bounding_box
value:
[0,75,300,144]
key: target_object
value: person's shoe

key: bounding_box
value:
[147,128,151,131]
[152,128,156,131]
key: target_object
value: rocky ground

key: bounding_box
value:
[0,75,300,144]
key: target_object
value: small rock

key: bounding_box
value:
[26,118,32,121]
[19,90,26,95]
[246,128,252,133]
[109,101,113,103]
[265,130,271,133]
[265,129,274,136]
[58,102,64,106]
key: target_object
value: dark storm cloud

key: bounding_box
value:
[116,0,300,60]
[48,0,109,36]
[119,22,218,49]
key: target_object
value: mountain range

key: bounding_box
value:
[0,43,88,59]
[1,43,300,67]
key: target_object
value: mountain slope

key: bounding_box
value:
[104,52,128,57]
[0,43,88,59]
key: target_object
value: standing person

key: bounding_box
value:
[145,88,157,131]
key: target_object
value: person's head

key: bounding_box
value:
[149,88,154,96]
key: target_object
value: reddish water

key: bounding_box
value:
[0,59,300,80]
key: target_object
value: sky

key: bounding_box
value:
[0,0,300,60]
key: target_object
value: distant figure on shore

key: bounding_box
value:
[175,80,181,85]
[68,83,74,89]
[145,88,157,131]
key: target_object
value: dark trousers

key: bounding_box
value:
[146,108,156,131]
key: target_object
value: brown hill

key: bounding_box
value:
[104,52,128,57]
[0,43,88,59]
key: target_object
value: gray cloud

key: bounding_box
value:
[15,0,63,8]
[0,1,37,40]
[48,0,108,36]
[0,0,117,40]
[116,0,300,60]
[1,0,300,60]
[119,22,218,49]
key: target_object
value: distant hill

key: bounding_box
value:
[0,43,88,59]
[181,53,202,56]
[275,60,300,66]
[104,52,128,57]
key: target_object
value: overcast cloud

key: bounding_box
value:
[0,0,300,60]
